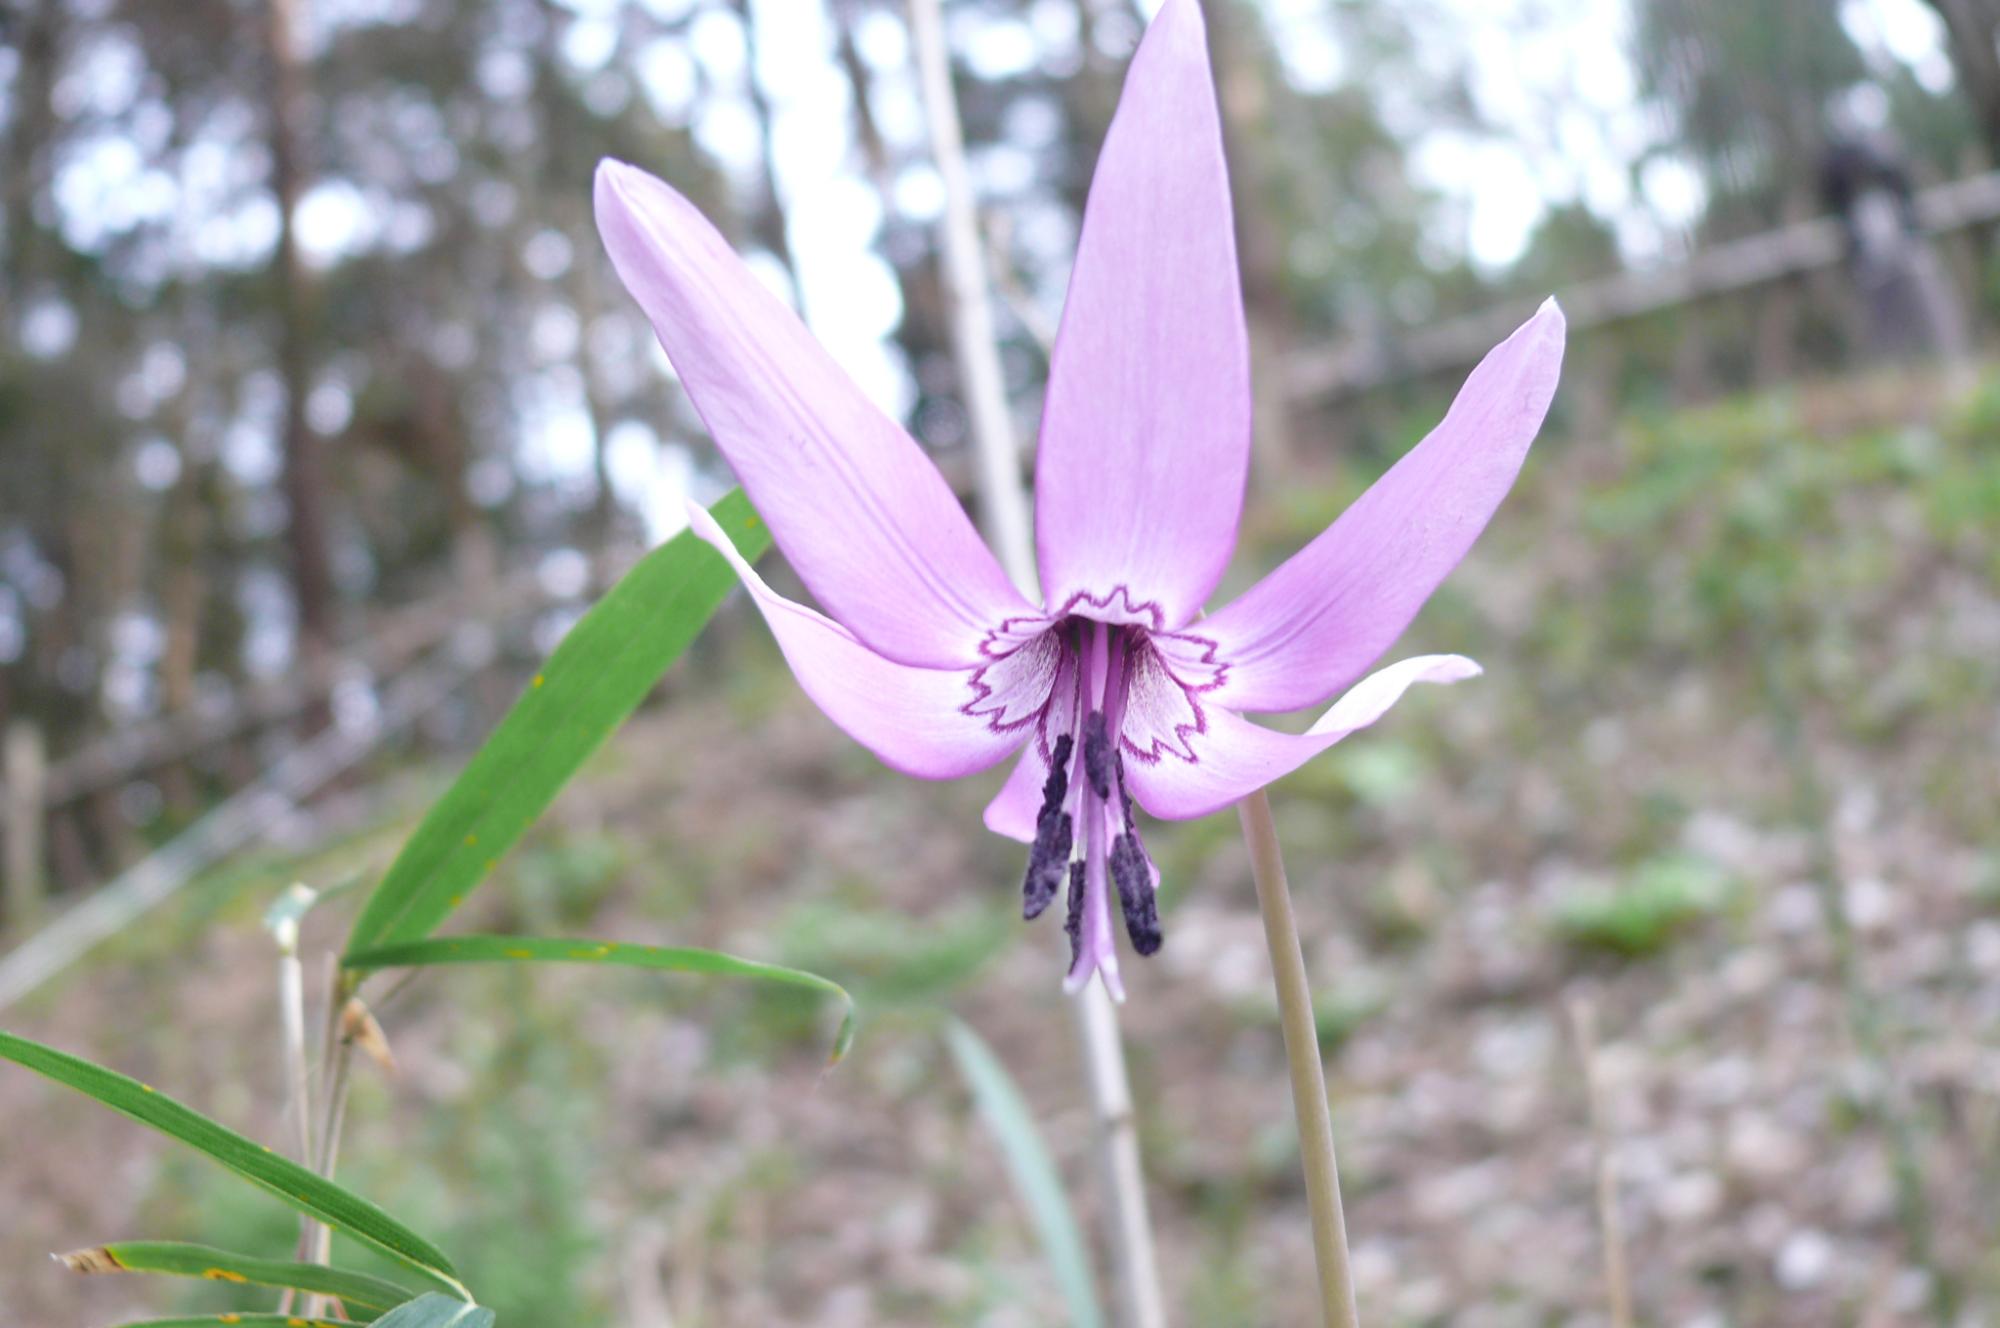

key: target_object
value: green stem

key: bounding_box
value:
[1238,788,1359,1328]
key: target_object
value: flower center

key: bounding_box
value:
[1018,620,1162,987]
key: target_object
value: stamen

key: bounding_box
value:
[1044,733,1074,807]
[1022,814,1071,920]
[1110,833,1161,954]
[1064,860,1086,963]
[1082,710,1114,800]
[1021,735,1074,919]
[1109,749,1162,954]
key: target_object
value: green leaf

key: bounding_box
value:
[345,489,771,953]
[344,934,857,1064]
[371,1295,495,1328]
[945,1019,1104,1328]
[58,1241,415,1316]
[0,1031,463,1294]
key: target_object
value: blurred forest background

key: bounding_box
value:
[4,0,2000,1324]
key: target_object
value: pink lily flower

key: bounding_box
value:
[594,0,1563,999]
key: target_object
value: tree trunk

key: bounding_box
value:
[265,0,336,680]
[2,0,59,301]
[1923,0,2000,165]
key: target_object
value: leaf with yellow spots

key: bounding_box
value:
[345,489,770,954]
[0,1032,464,1295]
[59,1237,405,1307]
[344,933,858,1064]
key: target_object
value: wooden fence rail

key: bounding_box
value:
[1282,170,2000,404]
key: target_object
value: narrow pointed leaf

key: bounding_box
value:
[109,1317,358,1327]
[0,1032,460,1289]
[371,1294,496,1327]
[945,1019,1105,1328]
[345,490,772,953]
[343,934,856,1063]
[58,1240,415,1315]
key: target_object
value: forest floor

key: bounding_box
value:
[5,365,2000,1327]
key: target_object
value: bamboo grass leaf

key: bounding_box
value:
[57,1240,415,1316]
[0,1031,463,1293]
[945,1018,1105,1328]
[107,1317,359,1327]
[343,934,856,1063]
[370,1294,497,1327]
[345,490,771,954]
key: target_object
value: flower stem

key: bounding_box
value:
[1237,788,1359,1328]
[1071,979,1166,1328]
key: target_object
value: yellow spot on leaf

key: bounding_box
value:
[203,1267,248,1282]
[532,673,546,688]
[140,1084,155,1093]
[504,947,534,959]
[219,1316,242,1325]
[449,893,464,906]
[463,833,478,846]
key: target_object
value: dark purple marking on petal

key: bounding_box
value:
[1116,633,1230,768]
[960,626,1062,736]
[1049,585,1167,632]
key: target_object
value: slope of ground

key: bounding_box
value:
[4,366,1999,1326]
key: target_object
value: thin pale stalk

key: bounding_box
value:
[907,0,1033,582]
[273,936,312,1315]
[300,1021,354,1317]
[293,961,357,1317]
[907,3,1162,1322]
[1237,788,1358,1328]
[1566,996,1633,1328]
[279,950,314,1162]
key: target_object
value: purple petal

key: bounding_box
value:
[983,744,1047,843]
[1033,0,1249,631]
[596,160,1032,669]
[1124,655,1480,819]
[1200,301,1564,713]
[689,504,1029,779]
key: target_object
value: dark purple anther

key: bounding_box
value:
[1022,735,1075,919]
[1022,811,1072,919]
[1110,833,1161,954]
[1082,710,1114,800]
[1064,861,1087,963]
